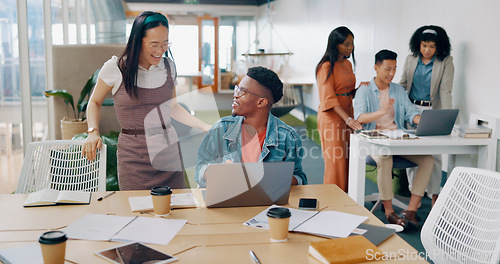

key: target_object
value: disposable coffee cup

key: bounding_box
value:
[38,230,67,264]
[151,186,172,216]
[267,207,291,242]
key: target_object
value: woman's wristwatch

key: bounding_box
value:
[345,117,352,125]
[87,127,99,134]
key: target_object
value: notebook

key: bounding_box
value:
[203,162,294,208]
[350,223,395,246]
[23,189,91,207]
[309,236,381,264]
[414,109,459,136]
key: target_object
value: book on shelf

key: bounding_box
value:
[23,188,91,207]
[454,124,492,138]
[309,235,381,264]
[244,205,368,238]
[459,132,491,138]
[455,124,492,134]
[128,193,199,212]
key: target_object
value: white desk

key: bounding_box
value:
[348,133,497,206]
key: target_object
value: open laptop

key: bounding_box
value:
[203,161,294,208]
[413,109,459,136]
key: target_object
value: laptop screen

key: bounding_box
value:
[415,109,459,136]
[204,162,294,208]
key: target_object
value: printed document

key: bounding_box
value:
[63,214,187,245]
[244,205,367,238]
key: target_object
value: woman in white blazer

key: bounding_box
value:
[400,25,454,207]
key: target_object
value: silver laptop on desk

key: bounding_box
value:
[414,109,459,136]
[203,162,294,208]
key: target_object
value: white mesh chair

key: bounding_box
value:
[16,140,106,194]
[421,167,500,264]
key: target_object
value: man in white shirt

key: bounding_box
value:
[354,49,434,230]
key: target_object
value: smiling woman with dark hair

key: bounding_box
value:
[82,11,211,190]
[400,25,454,207]
[315,26,363,192]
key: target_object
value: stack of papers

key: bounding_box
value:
[359,130,418,139]
[128,193,199,212]
[244,205,368,238]
[454,124,492,138]
[379,130,418,139]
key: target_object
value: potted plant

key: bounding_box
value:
[45,69,113,139]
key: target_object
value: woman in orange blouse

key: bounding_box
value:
[315,26,363,192]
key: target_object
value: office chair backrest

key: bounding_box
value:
[421,167,500,264]
[15,140,106,194]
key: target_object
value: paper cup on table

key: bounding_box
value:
[151,186,173,216]
[38,230,67,264]
[267,207,291,242]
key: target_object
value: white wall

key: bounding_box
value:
[256,0,500,126]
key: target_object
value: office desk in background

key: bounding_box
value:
[283,76,314,121]
[178,72,202,91]
[288,82,313,121]
[348,133,497,206]
[0,185,427,263]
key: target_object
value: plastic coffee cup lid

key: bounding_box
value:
[151,186,172,196]
[39,231,67,244]
[267,207,291,218]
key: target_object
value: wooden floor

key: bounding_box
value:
[0,151,23,194]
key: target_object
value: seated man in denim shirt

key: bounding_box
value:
[195,66,307,188]
[354,50,433,231]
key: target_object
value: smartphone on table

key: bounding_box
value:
[298,198,318,210]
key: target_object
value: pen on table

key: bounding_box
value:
[249,250,261,264]
[97,191,116,201]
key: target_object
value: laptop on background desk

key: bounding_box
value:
[203,162,294,208]
[413,109,459,136]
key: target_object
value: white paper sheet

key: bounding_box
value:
[171,193,199,207]
[129,196,154,212]
[129,193,199,212]
[112,217,187,245]
[244,205,318,230]
[63,214,132,241]
[380,130,417,139]
[293,211,368,238]
[63,214,187,245]
[0,243,43,264]
[244,205,368,238]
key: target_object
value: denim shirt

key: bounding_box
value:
[195,114,307,187]
[353,79,420,130]
[409,56,434,101]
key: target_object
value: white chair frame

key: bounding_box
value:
[16,140,106,194]
[421,167,500,264]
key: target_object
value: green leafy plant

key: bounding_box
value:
[45,69,113,121]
